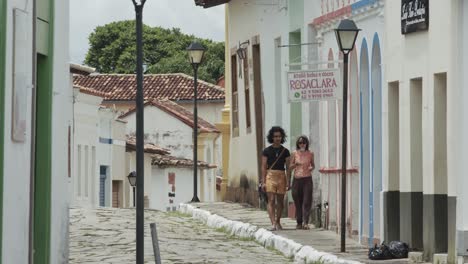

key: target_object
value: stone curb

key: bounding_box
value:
[179,203,363,264]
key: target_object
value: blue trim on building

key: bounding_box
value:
[369,36,375,246]
[99,137,113,144]
[351,0,378,11]
[359,84,364,243]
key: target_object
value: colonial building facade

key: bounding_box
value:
[196,0,385,247]
[308,0,385,245]
[384,0,468,262]
[197,0,468,262]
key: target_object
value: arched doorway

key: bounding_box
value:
[349,47,360,235]
[359,39,371,244]
[327,48,339,229]
[371,33,382,242]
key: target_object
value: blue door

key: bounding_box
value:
[99,166,107,207]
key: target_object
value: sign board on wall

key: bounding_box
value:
[401,0,429,34]
[12,9,31,142]
[287,69,342,102]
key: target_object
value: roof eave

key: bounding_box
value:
[70,63,95,76]
[195,0,229,8]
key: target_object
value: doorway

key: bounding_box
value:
[33,53,53,263]
[99,166,108,207]
[112,181,122,208]
[252,41,264,185]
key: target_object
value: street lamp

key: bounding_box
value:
[187,42,206,203]
[334,19,360,253]
[131,0,146,263]
[127,171,137,207]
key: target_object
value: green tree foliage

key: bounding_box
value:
[85,20,225,84]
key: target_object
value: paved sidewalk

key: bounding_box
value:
[188,202,410,264]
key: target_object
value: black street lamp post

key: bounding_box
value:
[127,171,137,207]
[187,42,206,203]
[131,0,146,263]
[334,19,360,253]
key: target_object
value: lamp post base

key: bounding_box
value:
[191,196,200,203]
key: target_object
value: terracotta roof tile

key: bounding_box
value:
[151,154,216,169]
[120,99,220,133]
[75,85,109,98]
[126,137,170,155]
[73,73,225,102]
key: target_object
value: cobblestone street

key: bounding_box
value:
[69,207,292,264]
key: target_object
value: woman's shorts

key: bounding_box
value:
[266,170,287,195]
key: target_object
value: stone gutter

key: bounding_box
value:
[179,203,363,264]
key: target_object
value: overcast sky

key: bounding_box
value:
[70,0,225,64]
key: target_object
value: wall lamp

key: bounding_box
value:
[236,40,250,60]
[236,40,250,78]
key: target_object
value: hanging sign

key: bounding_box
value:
[401,0,429,34]
[287,69,342,102]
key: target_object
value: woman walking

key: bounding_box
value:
[290,135,315,230]
[261,126,291,231]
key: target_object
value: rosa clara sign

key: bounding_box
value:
[288,69,342,102]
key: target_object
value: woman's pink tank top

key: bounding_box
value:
[293,151,313,178]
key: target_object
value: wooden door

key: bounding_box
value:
[112,181,120,208]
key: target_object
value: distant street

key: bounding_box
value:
[69,207,292,264]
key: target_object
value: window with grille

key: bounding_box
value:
[231,54,239,137]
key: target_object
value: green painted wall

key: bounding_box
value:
[34,0,54,262]
[288,0,304,149]
[34,55,53,264]
[289,0,304,31]
[0,0,7,262]
[289,31,302,148]
[37,0,50,21]
[287,0,304,205]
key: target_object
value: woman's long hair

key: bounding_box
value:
[266,126,287,144]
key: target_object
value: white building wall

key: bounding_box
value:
[201,136,217,202]
[180,101,224,178]
[151,167,209,211]
[179,101,224,125]
[123,106,194,159]
[385,0,460,259]
[227,0,289,191]
[386,0,452,196]
[124,106,218,206]
[97,109,114,207]
[2,0,34,262]
[50,0,71,260]
[460,0,468,238]
[300,0,385,243]
[2,0,70,262]
[72,92,101,208]
[126,152,154,207]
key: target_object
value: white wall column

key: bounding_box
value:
[456,1,468,260]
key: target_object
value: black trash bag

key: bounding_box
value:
[388,241,409,259]
[368,242,392,260]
